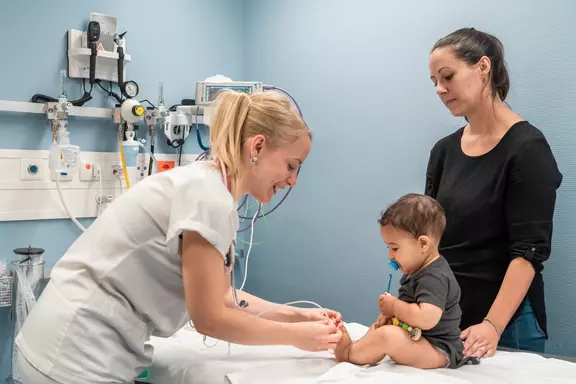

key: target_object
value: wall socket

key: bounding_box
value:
[105,161,124,181]
[20,158,46,181]
[79,160,102,181]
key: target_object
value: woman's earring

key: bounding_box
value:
[250,156,258,164]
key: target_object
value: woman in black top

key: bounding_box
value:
[426,28,562,359]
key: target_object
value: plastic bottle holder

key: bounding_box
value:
[0,275,13,308]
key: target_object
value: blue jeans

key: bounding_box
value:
[499,299,547,353]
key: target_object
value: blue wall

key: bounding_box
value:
[2,2,576,379]
[242,0,576,357]
[0,0,244,379]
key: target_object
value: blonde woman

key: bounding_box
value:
[15,90,342,384]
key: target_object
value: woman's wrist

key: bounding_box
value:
[483,317,502,337]
[256,305,301,323]
[272,305,303,323]
[287,307,308,322]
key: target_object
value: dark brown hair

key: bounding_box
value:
[378,194,446,240]
[432,27,510,101]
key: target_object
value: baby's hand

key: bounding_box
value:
[372,313,391,330]
[378,293,398,317]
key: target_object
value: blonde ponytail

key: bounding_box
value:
[210,90,310,200]
[209,91,251,199]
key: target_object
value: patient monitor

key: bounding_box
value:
[163,78,263,145]
[195,81,263,106]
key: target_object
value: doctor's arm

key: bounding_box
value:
[224,288,298,321]
[225,288,342,323]
[181,231,341,349]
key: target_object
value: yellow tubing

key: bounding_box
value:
[119,139,131,189]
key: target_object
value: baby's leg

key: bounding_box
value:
[336,324,448,368]
[334,324,353,362]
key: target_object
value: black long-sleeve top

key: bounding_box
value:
[425,121,562,335]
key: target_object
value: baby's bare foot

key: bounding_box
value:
[334,326,353,362]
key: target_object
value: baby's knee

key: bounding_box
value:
[375,324,410,343]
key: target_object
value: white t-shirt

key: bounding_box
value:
[15,161,239,384]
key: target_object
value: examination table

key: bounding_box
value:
[137,322,576,384]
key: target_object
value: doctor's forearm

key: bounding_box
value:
[199,307,294,345]
[226,288,299,322]
[486,258,535,333]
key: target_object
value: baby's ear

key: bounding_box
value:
[418,235,431,252]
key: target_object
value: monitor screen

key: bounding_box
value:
[205,85,253,102]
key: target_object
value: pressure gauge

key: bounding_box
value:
[121,80,139,99]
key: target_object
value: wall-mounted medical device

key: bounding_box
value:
[163,80,263,146]
[67,13,132,85]
[195,81,263,106]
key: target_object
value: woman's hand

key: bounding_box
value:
[298,308,342,326]
[291,320,342,352]
[461,321,500,358]
[378,293,398,317]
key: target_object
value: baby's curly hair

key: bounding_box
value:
[378,193,446,240]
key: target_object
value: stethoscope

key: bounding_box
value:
[217,158,249,309]
[226,242,248,308]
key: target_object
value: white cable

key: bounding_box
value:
[194,299,330,351]
[239,195,250,223]
[239,203,260,291]
[97,164,103,217]
[255,300,329,319]
[138,142,159,173]
[56,174,86,232]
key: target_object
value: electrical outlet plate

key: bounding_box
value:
[20,158,46,181]
[105,161,124,181]
[132,158,151,183]
[79,160,102,181]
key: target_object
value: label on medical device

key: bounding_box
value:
[58,149,79,170]
[49,145,79,173]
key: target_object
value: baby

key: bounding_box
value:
[335,193,474,369]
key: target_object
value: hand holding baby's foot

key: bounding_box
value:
[334,324,353,362]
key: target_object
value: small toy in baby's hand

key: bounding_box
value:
[392,317,422,341]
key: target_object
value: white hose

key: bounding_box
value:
[137,141,159,174]
[255,300,329,319]
[97,164,103,217]
[56,174,86,232]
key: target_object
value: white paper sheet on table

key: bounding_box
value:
[147,323,576,384]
